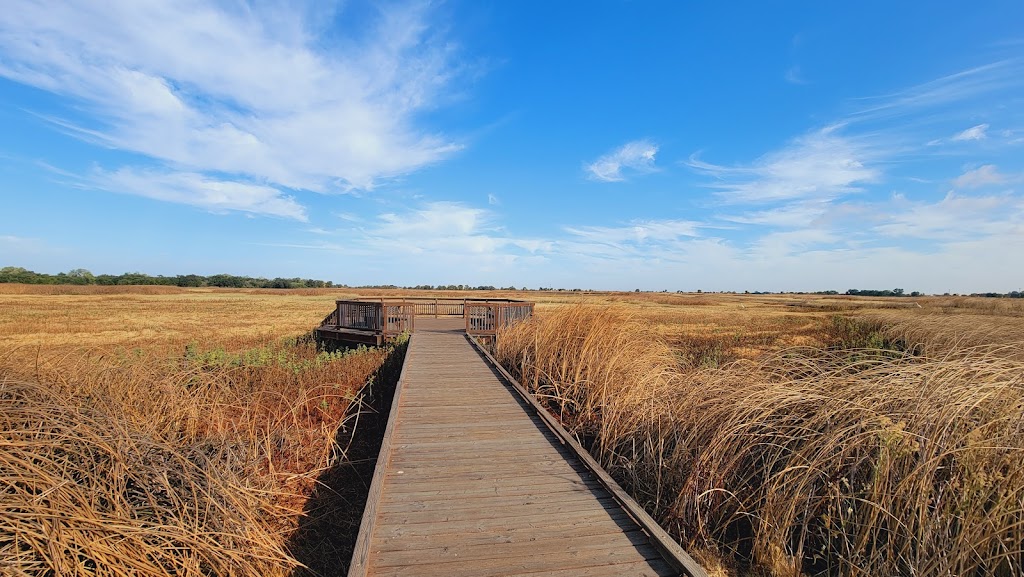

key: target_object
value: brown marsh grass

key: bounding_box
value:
[495,302,1024,576]
[5,284,1024,576]
[0,286,394,576]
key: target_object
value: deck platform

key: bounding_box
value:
[315,326,387,346]
[348,318,704,577]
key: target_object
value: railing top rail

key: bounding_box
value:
[338,297,531,305]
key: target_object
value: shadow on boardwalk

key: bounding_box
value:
[286,340,408,577]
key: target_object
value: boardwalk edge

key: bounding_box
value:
[347,336,414,577]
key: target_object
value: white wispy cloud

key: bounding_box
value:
[688,125,880,203]
[565,219,700,244]
[349,202,554,281]
[551,219,707,267]
[375,202,489,240]
[721,201,834,228]
[952,123,990,141]
[350,202,551,259]
[749,228,837,260]
[0,234,57,257]
[849,61,1019,121]
[0,0,462,208]
[274,200,561,284]
[953,164,1006,189]
[585,140,658,182]
[873,191,1020,241]
[91,167,308,221]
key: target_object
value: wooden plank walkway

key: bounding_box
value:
[349,318,702,577]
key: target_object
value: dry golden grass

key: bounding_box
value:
[495,299,1024,577]
[0,285,395,576]
[5,284,1024,576]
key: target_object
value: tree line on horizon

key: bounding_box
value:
[1,267,1021,298]
[0,267,333,289]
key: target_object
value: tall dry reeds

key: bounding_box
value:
[0,336,392,576]
[0,377,290,575]
[495,305,1024,576]
[861,310,1024,362]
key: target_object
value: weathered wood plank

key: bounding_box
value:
[385,468,596,484]
[384,469,596,487]
[376,490,615,514]
[380,482,603,503]
[371,529,659,567]
[374,508,634,538]
[373,511,636,548]
[381,457,589,475]
[370,544,668,577]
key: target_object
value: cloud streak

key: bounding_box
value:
[848,60,1021,122]
[952,123,990,141]
[585,140,658,182]
[688,125,880,203]
[953,164,1006,189]
[91,167,309,221]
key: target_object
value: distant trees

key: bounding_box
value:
[0,267,334,289]
[406,284,499,291]
[972,291,1024,299]
[845,288,912,297]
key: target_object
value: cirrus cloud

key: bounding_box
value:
[91,167,308,221]
[687,125,880,203]
[585,140,658,182]
[952,123,990,141]
[953,164,1006,189]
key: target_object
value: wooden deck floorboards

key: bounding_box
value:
[349,318,681,577]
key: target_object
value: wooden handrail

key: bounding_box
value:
[319,298,533,345]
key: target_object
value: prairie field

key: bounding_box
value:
[2,285,1024,576]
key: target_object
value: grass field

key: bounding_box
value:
[2,285,1023,576]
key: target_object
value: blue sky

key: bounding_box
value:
[1,1,1023,292]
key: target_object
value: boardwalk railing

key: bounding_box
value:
[328,300,415,340]
[411,299,466,317]
[320,308,339,327]
[465,301,535,338]
[317,297,533,346]
[371,297,528,318]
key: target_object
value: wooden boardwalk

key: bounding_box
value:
[349,318,704,577]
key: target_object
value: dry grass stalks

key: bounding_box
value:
[860,310,1024,362]
[0,377,289,576]
[496,305,1024,576]
[0,306,390,575]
